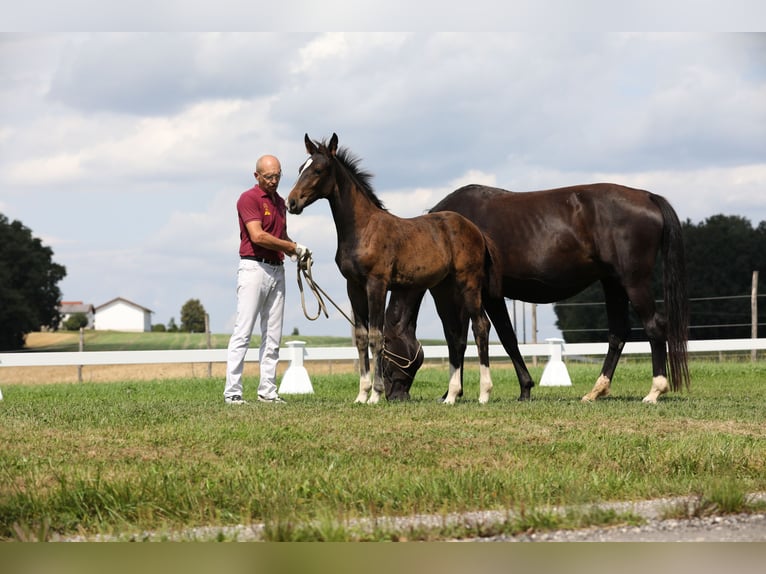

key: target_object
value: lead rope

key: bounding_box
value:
[296,253,355,325]
[296,253,423,372]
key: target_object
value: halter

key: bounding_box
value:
[381,341,423,371]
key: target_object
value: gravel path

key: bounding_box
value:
[481,511,766,542]
[58,492,766,542]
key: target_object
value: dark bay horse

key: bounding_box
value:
[287,134,501,404]
[383,183,690,404]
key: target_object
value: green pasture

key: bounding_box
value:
[1,360,765,541]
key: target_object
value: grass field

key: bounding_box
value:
[1,357,764,541]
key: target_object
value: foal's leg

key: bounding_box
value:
[470,307,493,404]
[348,284,372,404]
[432,286,469,404]
[484,296,534,401]
[366,280,388,405]
[582,280,630,402]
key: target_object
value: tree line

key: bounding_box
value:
[554,215,766,342]
[1,212,764,350]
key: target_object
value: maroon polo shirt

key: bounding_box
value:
[237,185,287,261]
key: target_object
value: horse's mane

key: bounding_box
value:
[322,139,386,211]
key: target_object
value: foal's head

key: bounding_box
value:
[288,133,381,214]
[287,133,339,214]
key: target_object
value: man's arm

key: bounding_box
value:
[245,220,301,256]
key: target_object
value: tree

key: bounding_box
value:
[553,283,610,343]
[167,317,179,332]
[180,299,207,333]
[63,312,89,331]
[0,214,67,350]
[683,215,763,339]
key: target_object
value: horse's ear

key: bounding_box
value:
[329,133,338,156]
[304,133,317,155]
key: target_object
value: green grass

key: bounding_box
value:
[1,361,764,541]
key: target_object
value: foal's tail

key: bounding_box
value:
[482,235,504,300]
[651,193,690,392]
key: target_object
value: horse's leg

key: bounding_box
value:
[484,296,534,401]
[432,285,469,404]
[347,283,372,404]
[366,280,388,405]
[582,280,631,402]
[627,285,670,404]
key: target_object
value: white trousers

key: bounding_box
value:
[224,259,285,400]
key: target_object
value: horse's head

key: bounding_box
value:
[381,290,426,401]
[381,329,423,401]
[288,133,339,214]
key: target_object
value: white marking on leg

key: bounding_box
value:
[642,375,669,404]
[443,365,462,405]
[368,378,382,405]
[355,372,372,404]
[581,374,611,403]
[478,364,493,404]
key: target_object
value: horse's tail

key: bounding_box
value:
[651,193,690,392]
[482,234,503,300]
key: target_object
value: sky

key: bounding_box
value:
[2,29,765,342]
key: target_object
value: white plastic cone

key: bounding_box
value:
[278,341,314,394]
[539,338,572,387]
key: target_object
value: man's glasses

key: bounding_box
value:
[259,172,282,182]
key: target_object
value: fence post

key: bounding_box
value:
[278,341,314,394]
[205,313,212,377]
[78,327,84,382]
[753,270,759,363]
[539,338,572,387]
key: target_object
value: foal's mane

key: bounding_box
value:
[320,139,386,211]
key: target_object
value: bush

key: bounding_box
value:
[63,313,89,331]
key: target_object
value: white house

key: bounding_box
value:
[58,301,95,329]
[94,297,153,332]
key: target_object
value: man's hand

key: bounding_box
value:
[291,243,311,263]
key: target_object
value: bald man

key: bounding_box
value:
[224,155,310,404]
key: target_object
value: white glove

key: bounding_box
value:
[291,243,311,262]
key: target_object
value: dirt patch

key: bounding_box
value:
[24,331,78,348]
[0,360,358,386]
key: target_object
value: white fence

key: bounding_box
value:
[1,338,764,368]
[1,338,763,396]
